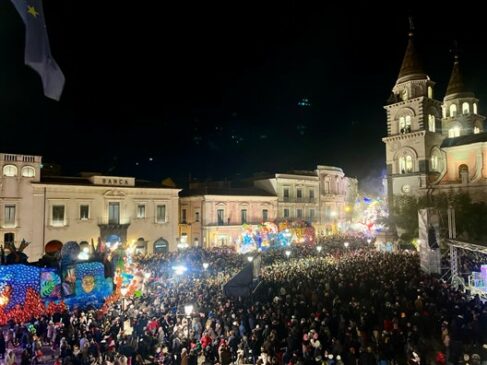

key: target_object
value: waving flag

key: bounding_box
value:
[10,0,65,101]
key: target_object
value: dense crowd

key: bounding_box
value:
[1,235,486,365]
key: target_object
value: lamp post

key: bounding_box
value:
[330,211,337,235]
[285,250,291,258]
[317,245,322,253]
[184,304,193,339]
[367,238,372,245]
[344,241,349,249]
[247,256,254,263]
[120,287,128,331]
[203,262,209,270]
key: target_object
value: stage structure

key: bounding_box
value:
[223,254,262,298]
[446,240,487,300]
[418,208,441,274]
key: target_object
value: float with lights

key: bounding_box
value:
[238,221,316,253]
[0,240,114,324]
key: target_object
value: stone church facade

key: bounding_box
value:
[383,28,487,202]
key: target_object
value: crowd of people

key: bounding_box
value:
[1,235,486,365]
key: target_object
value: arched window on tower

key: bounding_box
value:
[428,114,436,132]
[462,102,470,114]
[474,126,480,134]
[449,104,457,117]
[399,154,414,174]
[428,86,433,99]
[430,149,442,172]
[399,115,412,134]
[473,103,478,114]
[3,165,17,177]
[448,126,461,138]
[21,166,35,177]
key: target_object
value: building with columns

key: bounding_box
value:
[179,183,277,249]
[383,29,487,202]
[254,165,358,235]
[0,152,180,261]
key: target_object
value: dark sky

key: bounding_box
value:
[2,1,487,190]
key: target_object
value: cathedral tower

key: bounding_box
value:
[441,54,485,138]
[382,28,445,201]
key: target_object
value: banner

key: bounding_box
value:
[62,266,76,297]
[40,269,61,300]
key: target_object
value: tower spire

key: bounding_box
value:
[396,17,426,84]
[445,41,469,97]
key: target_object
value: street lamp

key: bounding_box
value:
[344,241,349,249]
[184,304,193,339]
[120,287,128,331]
[367,238,372,244]
[184,304,193,316]
[203,262,209,270]
[120,287,128,310]
[247,256,254,263]
[317,245,322,253]
[285,250,291,258]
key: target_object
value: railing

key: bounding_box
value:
[2,154,38,162]
[279,198,317,203]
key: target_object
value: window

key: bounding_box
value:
[195,211,200,222]
[136,204,146,219]
[80,205,89,220]
[399,115,411,134]
[217,209,224,225]
[4,205,15,225]
[474,126,480,134]
[297,209,303,219]
[325,180,330,193]
[309,209,315,221]
[473,103,478,114]
[283,188,289,199]
[283,208,289,218]
[4,233,14,244]
[442,106,447,118]
[262,209,268,222]
[156,204,166,223]
[399,155,413,174]
[459,164,469,184]
[428,86,433,99]
[448,126,461,138]
[431,154,439,172]
[309,189,315,199]
[241,209,247,224]
[52,205,65,225]
[449,104,457,117]
[462,102,470,114]
[21,166,35,177]
[181,209,187,223]
[108,202,120,224]
[3,165,17,177]
[296,189,302,199]
[428,114,436,132]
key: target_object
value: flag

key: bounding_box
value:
[10,0,65,101]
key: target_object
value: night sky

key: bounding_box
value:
[2,2,487,192]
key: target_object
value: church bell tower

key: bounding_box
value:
[382,26,445,202]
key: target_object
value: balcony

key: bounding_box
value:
[279,198,317,204]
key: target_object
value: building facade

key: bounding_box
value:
[383,29,487,202]
[254,166,358,235]
[179,185,278,249]
[0,153,180,261]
